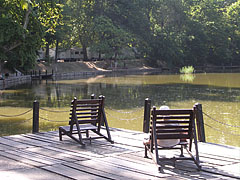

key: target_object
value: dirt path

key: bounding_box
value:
[35,59,151,73]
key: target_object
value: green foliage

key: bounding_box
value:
[91,16,132,59]
[0,0,62,71]
[179,66,195,74]
[1,0,240,70]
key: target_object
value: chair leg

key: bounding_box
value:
[59,128,62,141]
[158,165,164,173]
[144,145,148,158]
[189,139,193,151]
[173,157,176,167]
[180,145,184,157]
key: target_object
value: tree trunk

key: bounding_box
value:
[55,40,59,63]
[114,52,117,61]
[114,52,118,68]
[82,44,88,61]
[45,42,50,61]
[98,51,101,60]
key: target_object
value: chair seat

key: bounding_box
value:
[60,124,98,132]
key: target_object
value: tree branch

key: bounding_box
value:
[23,9,31,30]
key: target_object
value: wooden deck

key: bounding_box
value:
[0,128,239,180]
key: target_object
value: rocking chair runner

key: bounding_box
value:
[144,106,201,171]
[59,96,114,146]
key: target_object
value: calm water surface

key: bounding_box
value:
[0,73,239,147]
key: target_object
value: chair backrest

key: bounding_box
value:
[69,97,104,128]
[151,106,195,140]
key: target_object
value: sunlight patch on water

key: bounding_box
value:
[56,73,240,88]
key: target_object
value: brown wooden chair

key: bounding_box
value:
[144,106,201,171]
[59,96,114,146]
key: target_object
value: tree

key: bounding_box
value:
[225,1,240,65]
[91,16,132,60]
[63,0,96,60]
[0,0,62,71]
[141,0,190,66]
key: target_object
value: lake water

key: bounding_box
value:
[0,73,239,147]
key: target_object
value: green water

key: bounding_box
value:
[0,73,239,147]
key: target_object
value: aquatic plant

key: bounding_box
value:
[180,74,195,82]
[179,66,195,74]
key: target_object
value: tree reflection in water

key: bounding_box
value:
[0,73,239,147]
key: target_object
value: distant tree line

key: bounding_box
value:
[1,0,240,71]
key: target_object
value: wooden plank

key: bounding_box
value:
[60,124,98,131]
[76,111,98,115]
[0,148,64,166]
[200,154,238,166]
[21,134,66,145]
[156,119,190,123]
[103,141,142,152]
[42,146,93,160]
[76,114,98,118]
[13,148,68,164]
[119,151,159,165]
[0,168,69,180]
[108,136,143,148]
[75,107,99,111]
[204,162,240,179]
[64,161,141,180]
[0,143,16,151]
[75,99,101,104]
[3,134,51,147]
[154,109,193,115]
[0,137,34,149]
[0,155,32,171]
[29,132,65,143]
[198,142,240,160]
[89,156,171,178]
[0,151,45,167]
[66,161,163,180]
[25,147,88,162]
[111,131,146,145]
[42,164,107,180]
[50,143,104,158]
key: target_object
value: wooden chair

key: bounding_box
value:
[144,106,201,171]
[59,95,114,146]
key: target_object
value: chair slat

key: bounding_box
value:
[70,112,98,116]
[153,109,193,115]
[156,129,189,133]
[76,115,98,119]
[75,112,98,115]
[74,99,102,104]
[74,104,99,108]
[155,120,190,124]
[155,125,190,129]
[156,134,190,139]
[77,119,97,124]
[156,116,190,120]
[75,107,99,111]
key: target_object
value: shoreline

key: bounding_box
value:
[0,67,162,90]
[1,61,240,90]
